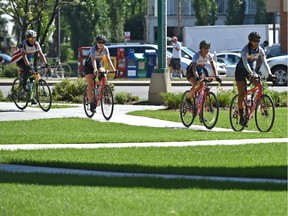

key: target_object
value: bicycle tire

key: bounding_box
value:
[201,91,219,129]
[11,77,29,110]
[56,63,71,78]
[83,87,95,118]
[179,90,195,127]
[229,94,245,131]
[255,94,275,132]
[101,85,114,120]
[36,79,52,112]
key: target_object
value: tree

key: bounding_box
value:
[225,0,246,25]
[254,0,273,24]
[0,0,79,49]
[193,0,218,26]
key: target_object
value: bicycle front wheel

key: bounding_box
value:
[56,63,71,78]
[83,87,95,118]
[101,85,114,120]
[201,92,219,129]
[180,90,195,127]
[36,79,52,112]
[11,77,29,110]
[229,94,245,131]
[255,94,275,132]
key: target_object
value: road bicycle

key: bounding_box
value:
[39,57,71,79]
[229,76,275,132]
[180,77,220,129]
[83,71,117,120]
[11,66,52,112]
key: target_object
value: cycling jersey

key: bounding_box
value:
[86,45,110,65]
[192,51,213,73]
[10,40,41,64]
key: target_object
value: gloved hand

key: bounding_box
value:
[216,76,222,84]
[195,76,201,81]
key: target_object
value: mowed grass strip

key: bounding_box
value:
[0,108,287,144]
[0,172,287,216]
[1,143,287,179]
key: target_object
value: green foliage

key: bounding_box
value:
[216,87,234,108]
[193,0,218,26]
[269,91,287,107]
[3,64,18,78]
[225,0,246,25]
[52,78,87,103]
[60,43,74,62]
[161,92,182,110]
[115,91,139,104]
[255,0,274,24]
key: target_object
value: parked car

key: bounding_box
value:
[0,53,11,65]
[225,55,287,86]
[216,52,241,65]
[266,44,287,58]
[259,55,287,86]
[167,45,196,60]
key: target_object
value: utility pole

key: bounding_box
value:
[148,0,172,105]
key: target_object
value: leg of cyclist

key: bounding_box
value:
[84,61,96,112]
[235,66,249,127]
[16,60,31,92]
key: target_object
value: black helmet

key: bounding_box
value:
[199,40,211,49]
[248,32,261,41]
[26,30,37,38]
[96,35,107,43]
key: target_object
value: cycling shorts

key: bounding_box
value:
[235,64,249,82]
[84,59,103,75]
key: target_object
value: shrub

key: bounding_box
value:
[52,78,87,103]
[161,92,182,109]
[3,64,19,78]
[216,86,234,108]
[115,91,131,104]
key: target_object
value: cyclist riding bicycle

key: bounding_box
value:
[10,30,49,104]
[235,32,275,127]
[185,40,221,107]
[83,35,117,113]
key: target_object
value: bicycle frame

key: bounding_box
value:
[244,80,263,121]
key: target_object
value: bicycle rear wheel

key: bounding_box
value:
[11,77,29,110]
[83,87,95,118]
[36,79,52,112]
[201,92,219,129]
[180,90,195,127]
[255,94,275,132]
[56,63,71,78]
[101,85,114,120]
[229,94,244,131]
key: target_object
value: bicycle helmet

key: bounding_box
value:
[248,32,261,41]
[96,35,107,43]
[26,30,37,38]
[199,40,211,49]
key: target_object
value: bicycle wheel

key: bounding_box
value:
[101,85,114,120]
[56,63,71,78]
[201,92,219,129]
[180,90,195,127]
[255,94,275,132]
[36,79,52,112]
[83,87,95,118]
[229,94,245,131]
[11,77,29,110]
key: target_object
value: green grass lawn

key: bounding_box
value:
[0,107,287,215]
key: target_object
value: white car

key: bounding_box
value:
[259,55,287,86]
[224,55,287,86]
[216,52,241,65]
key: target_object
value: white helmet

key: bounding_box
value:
[26,30,37,38]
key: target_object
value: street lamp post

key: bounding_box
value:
[148,0,172,105]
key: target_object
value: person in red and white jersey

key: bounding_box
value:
[11,30,49,95]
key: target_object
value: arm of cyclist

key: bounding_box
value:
[209,59,222,84]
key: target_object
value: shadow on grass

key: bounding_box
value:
[0,161,286,191]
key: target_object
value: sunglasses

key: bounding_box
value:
[97,41,105,44]
[252,39,260,43]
